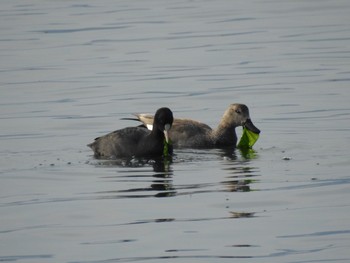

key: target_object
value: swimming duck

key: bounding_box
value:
[88,107,173,158]
[129,104,260,148]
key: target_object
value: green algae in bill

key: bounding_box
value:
[163,138,171,157]
[237,126,260,149]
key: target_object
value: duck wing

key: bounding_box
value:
[88,127,149,158]
[132,114,213,147]
[134,114,211,132]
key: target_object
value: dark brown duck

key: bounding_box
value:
[130,104,260,148]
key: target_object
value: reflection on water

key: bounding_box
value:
[89,156,176,198]
[219,147,259,161]
[230,211,256,218]
[88,148,260,200]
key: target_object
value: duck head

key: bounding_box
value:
[153,107,174,143]
[223,104,260,134]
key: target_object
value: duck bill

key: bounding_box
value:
[163,123,171,143]
[244,119,260,134]
[164,130,169,144]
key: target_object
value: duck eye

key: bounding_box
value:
[235,109,241,114]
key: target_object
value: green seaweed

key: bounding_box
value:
[237,127,259,149]
[163,138,171,157]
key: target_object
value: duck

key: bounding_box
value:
[128,104,260,148]
[88,107,173,159]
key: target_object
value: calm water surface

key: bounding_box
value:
[1,0,350,262]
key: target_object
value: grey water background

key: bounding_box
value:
[1,0,350,262]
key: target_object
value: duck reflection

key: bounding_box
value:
[91,147,260,199]
[218,147,258,160]
[151,158,176,197]
[221,179,252,192]
[92,156,176,199]
[219,148,260,193]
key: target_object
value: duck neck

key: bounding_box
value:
[151,126,164,139]
[213,122,237,146]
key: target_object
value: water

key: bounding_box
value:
[1,0,350,262]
